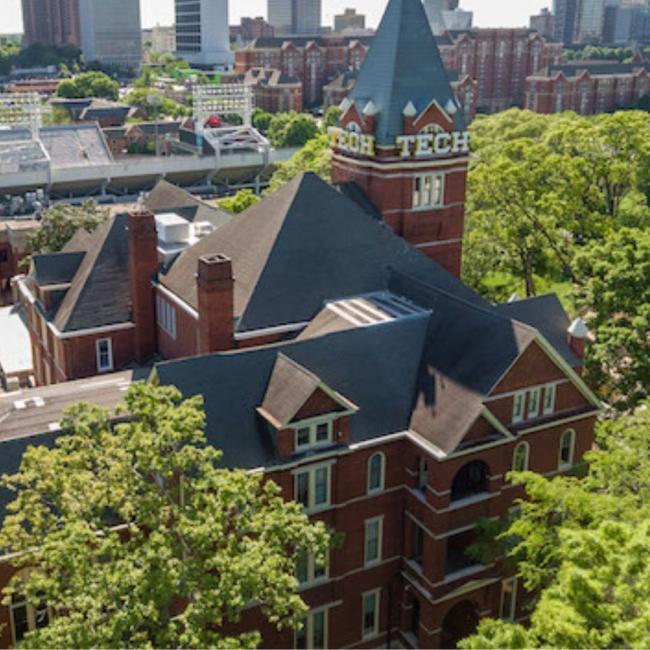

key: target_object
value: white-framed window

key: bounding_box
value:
[346,121,362,133]
[559,429,575,470]
[413,173,444,209]
[294,464,331,512]
[528,387,541,419]
[95,338,113,373]
[512,391,525,424]
[9,573,50,646]
[156,295,177,340]
[296,552,328,586]
[295,420,333,451]
[364,516,383,566]
[362,589,381,639]
[367,452,385,494]
[500,577,517,621]
[295,607,327,649]
[512,442,530,472]
[543,383,557,416]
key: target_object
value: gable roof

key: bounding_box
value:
[348,0,464,144]
[32,252,84,286]
[160,172,486,333]
[51,214,132,333]
[155,314,430,469]
[145,179,232,230]
[495,294,581,368]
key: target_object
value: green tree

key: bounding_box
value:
[574,228,650,410]
[252,108,273,132]
[220,189,260,214]
[323,106,342,128]
[125,87,189,119]
[460,405,650,650]
[267,112,319,148]
[28,202,109,255]
[0,383,330,649]
[267,134,331,192]
[56,71,119,101]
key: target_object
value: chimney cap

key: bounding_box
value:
[200,253,231,266]
[568,318,589,339]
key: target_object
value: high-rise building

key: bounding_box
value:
[575,0,608,41]
[21,0,81,48]
[267,0,322,35]
[553,0,579,44]
[530,7,556,39]
[334,8,366,32]
[175,0,233,67]
[79,0,142,69]
[602,0,650,44]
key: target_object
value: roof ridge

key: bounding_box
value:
[389,267,540,336]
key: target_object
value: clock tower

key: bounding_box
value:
[329,0,470,278]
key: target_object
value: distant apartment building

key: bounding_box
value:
[334,8,366,33]
[21,0,81,48]
[267,0,322,35]
[530,7,556,40]
[78,0,142,69]
[576,0,608,42]
[175,0,233,67]
[236,29,563,112]
[230,17,275,43]
[526,57,650,113]
[143,24,176,54]
[223,67,303,113]
[602,1,650,44]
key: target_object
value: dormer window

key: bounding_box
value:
[295,420,334,451]
[346,121,362,133]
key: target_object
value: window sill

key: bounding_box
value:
[297,577,331,592]
[444,564,485,584]
[364,559,382,569]
[304,503,333,516]
[448,492,492,511]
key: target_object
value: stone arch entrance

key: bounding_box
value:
[440,600,480,649]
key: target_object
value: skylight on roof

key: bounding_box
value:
[325,291,427,327]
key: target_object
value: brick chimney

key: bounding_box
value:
[128,208,158,363]
[567,318,589,361]
[197,254,234,354]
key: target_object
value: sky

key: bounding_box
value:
[1,0,551,34]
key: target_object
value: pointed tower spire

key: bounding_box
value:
[347,0,463,145]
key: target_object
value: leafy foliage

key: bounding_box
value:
[267,112,319,148]
[0,42,81,75]
[460,405,650,649]
[323,106,342,128]
[220,189,261,214]
[124,87,191,120]
[252,108,273,132]
[27,202,109,255]
[0,383,330,649]
[267,134,331,193]
[56,71,119,101]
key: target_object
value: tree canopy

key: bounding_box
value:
[219,189,260,214]
[0,383,330,649]
[27,202,109,256]
[460,404,650,649]
[267,112,320,148]
[56,71,119,101]
[267,134,331,193]
[124,87,191,120]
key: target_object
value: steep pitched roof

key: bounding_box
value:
[495,294,581,368]
[160,172,486,333]
[32,252,84,286]
[348,0,464,144]
[155,315,430,469]
[52,214,132,333]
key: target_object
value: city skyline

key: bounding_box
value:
[2,0,551,34]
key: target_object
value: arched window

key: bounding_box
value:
[419,123,443,135]
[346,121,362,133]
[512,442,530,473]
[451,461,489,502]
[367,453,385,494]
[559,429,576,470]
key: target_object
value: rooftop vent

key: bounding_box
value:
[325,291,427,327]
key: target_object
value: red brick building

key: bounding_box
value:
[4,3,602,647]
[526,60,650,115]
[222,67,304,113]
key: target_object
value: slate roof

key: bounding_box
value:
[155,314,430,469]
[47,214,132,333]
[495,294,581,368]
[348,0,464,144]
[160,172,486,333]
[145,179,232,230]
[32,252,84,286]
